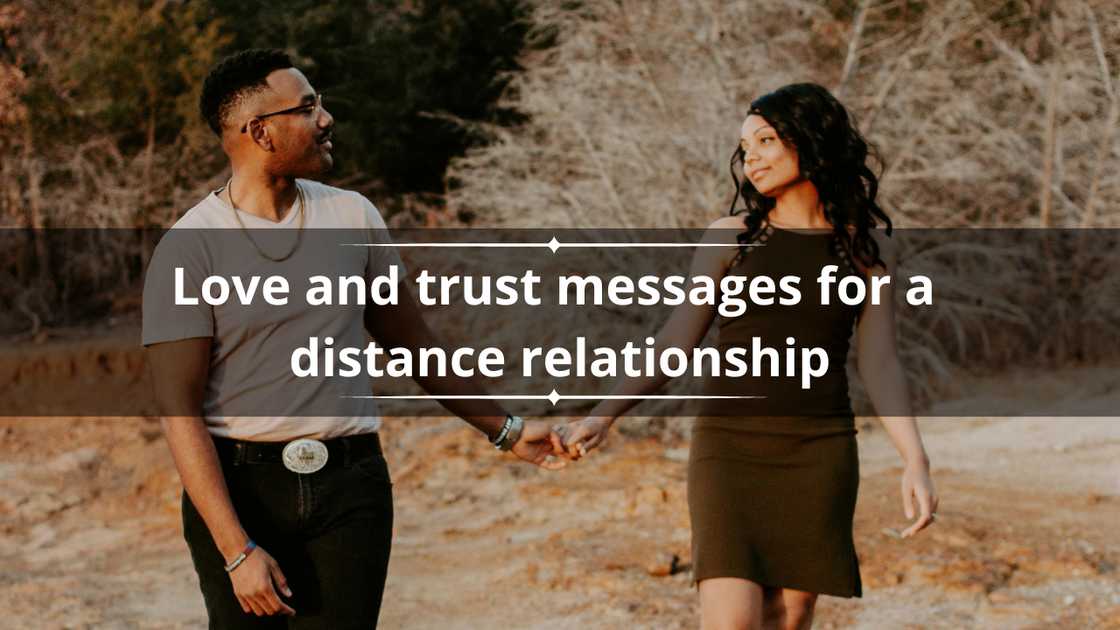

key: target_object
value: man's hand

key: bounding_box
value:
[229,546,295,617]
[511,419,568,470]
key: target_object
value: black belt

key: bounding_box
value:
[213,432,382,468]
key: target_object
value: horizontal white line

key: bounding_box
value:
[342,394,764,400]
[559,395,763,400]
[342,243,540,248]
[343,395,545,400]
[340,243,764,248]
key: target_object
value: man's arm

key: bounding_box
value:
[148,338,247,559]
[364,281,564,467]
[147,338,294,616]
[364,282,516,437]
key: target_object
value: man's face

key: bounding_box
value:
[247,68,335,177]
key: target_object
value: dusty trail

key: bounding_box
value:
[1,344,1118,628]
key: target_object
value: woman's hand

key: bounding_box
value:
[558,417,614,460]
[900,459,938,538]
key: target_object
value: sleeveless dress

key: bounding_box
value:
[688,221,864,597]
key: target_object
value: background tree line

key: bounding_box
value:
[0,0,542,332]
[1,0,540,224]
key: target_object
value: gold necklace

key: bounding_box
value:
[226,178,305,262]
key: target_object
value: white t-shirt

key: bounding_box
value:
[142,179,403,441]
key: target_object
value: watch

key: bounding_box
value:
[492,414,524,451]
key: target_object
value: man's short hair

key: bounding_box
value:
[200,49,294,136]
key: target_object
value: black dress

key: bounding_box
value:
[688,222,864,597]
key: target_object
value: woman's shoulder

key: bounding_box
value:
[699,215,750,252]
[707,215,748,231]
[704,215,748,243]
[697,216,751,271]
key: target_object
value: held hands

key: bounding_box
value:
[509,417,615,468]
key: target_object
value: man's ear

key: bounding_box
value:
[247,119,274,151]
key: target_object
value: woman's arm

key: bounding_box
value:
[856,232,938,537]
[561,217,742,454]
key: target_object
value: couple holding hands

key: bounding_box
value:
[144,49,936,630]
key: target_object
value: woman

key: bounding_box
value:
[560,83,938,630]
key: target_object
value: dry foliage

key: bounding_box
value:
[0,1,227,333]
[449,0,1120,229]
[444,0,1120,420]
[3,1,1117,418]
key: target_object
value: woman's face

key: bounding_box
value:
[740,114,800,196]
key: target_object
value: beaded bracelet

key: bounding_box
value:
[224,540,258,573]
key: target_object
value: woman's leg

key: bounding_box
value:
[760,587,818,630]
[760,587,784,630]
[698,577,765,630]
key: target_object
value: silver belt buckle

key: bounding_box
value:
[282,438,329,474]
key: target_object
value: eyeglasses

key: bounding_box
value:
[240,93,324,133]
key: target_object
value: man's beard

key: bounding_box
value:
[276,146,332,179]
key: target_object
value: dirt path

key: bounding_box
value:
[1,374,1119,628]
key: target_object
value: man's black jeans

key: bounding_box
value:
[182,434,394,629]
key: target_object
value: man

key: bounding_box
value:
[143,49,565,628]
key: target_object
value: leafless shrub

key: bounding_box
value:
[446,0,1120,421]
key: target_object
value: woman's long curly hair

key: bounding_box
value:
[729,83,892,269]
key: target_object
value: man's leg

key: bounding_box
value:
[182,491,288,630]
[288,451,394,629]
